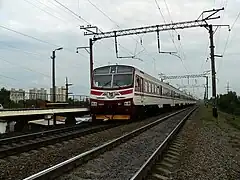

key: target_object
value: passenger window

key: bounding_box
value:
[144,81,147,92]
[140,78,143,92]
[157,86,159,94]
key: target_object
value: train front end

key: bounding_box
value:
[90,65,135,122]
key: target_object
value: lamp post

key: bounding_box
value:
[51,47,63,126]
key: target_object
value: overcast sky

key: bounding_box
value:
[0,0,239,98]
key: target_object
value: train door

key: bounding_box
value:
[136,76,144,104]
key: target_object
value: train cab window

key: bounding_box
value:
[117,66,133,73]
[94,66,110,74]
[135,77,140,91]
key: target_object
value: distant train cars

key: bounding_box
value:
[90,64,196,121]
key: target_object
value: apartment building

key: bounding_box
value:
[10,88,25,103]
[50,86,66,102]
[29,88,47,100]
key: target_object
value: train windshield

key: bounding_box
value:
[93,65,134,88]
[113,74,132,87]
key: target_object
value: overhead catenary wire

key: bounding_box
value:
[0,24,88,58]
[53,0,89,24]
[0,56,51,78]
[0,42,46,57]
[86,0,159,75]
[162,0,186,59]
[0,22,91,67]
[0,25,57,47]
[215,0,229,53]
[0,41,92,71]
[0,55,81,88]
[199,41,210,72]
[0,2,94,91]
[22,0,68,23]
[217,11,240,73]
[154,0,189,73]
[52,0,127,56]
[27,0,106,66]
[231,11,240,30]
[0,35,90,88]
[0,24,84,77]
[154,0,179,52]
[32,0,75,22]
[0,24,84,56]
[0,74,17,81]
[53,0,135,58]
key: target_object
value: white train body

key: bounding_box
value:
[90,64,196,121]
[133,68,196,107]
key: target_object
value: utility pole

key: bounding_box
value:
[209,24,218,118]
[65,77,73,102]
[51,51,56,103]
[205,76,209,107]
[76,44,93,88]
[226,81,230,93]
[51,47,63,126]
[89,38,94,88]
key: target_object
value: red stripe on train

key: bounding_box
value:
[91,90,103,96]
[119,89,133,95]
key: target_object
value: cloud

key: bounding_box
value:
[0,0,239,98]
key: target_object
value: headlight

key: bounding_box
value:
[91,101,97,106]
[124,101,131,106]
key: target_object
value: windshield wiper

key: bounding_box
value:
[113,81,122,88]
[101,80,111,88]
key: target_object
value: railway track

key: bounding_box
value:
[130,106,198,180]
[22,106,196,180]
[0,122,121,159]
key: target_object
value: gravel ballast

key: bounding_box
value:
[171,107,240,180]
[0,110,180,180]
[57,109,191,180]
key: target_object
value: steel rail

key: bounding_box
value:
[130,106,198,180]
[0,122,91,145]
[0,123,120,159]
[23,107,191,180]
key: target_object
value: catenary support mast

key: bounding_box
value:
[80,8,228,117]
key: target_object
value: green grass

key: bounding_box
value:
[221,112,240,131]
[200,105,240,130]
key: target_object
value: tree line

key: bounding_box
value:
[216,91,240,115]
